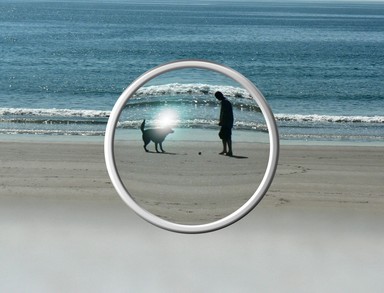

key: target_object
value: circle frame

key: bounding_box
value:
[104,60,279,234]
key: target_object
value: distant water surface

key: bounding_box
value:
[1,1,383,143]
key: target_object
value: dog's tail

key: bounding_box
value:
[140,119,145,133]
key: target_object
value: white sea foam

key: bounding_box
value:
[0,128,105,136]
[134,83,252,99]
[0,108,110,118]
[275,114,384,124]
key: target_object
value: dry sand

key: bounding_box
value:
[1,138,383,292]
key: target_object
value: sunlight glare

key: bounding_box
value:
[156,109,179,128]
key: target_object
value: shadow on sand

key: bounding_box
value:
[229,154,248,159]
[145,150,181,155]
[145,151,247,158]
[219,153,248,159]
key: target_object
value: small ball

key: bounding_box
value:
[198,152,202,155]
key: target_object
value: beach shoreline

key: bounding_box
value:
[1,133,383,212]
[2,126,384,146]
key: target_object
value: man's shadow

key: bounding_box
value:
[229,154,248,159]
[220,153,248,159]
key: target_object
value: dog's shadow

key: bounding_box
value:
[145,150,180,155]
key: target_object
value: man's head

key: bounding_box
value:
[215,91,224,101]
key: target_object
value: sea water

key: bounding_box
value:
[1,0,383,143]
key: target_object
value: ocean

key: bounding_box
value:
[1,0,383,143]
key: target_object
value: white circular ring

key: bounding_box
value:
[104,59,279,234]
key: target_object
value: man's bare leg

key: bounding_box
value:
[219,140,227,155]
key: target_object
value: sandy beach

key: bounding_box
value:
[1,137,384,292]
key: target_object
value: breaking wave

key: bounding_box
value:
[133,83,252,99]
[0,108,110,118]
[275,114,384,124]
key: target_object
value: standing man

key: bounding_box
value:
[215,91,234,156]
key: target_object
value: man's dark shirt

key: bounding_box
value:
[219,98,234,128]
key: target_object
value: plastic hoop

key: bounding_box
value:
[104,60,279,234]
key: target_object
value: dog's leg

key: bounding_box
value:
[142,135,150,152]
[159,142,165,153]
[143,141,149,152]
[155,143,160,153]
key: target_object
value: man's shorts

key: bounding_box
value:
[219,126,232,140]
